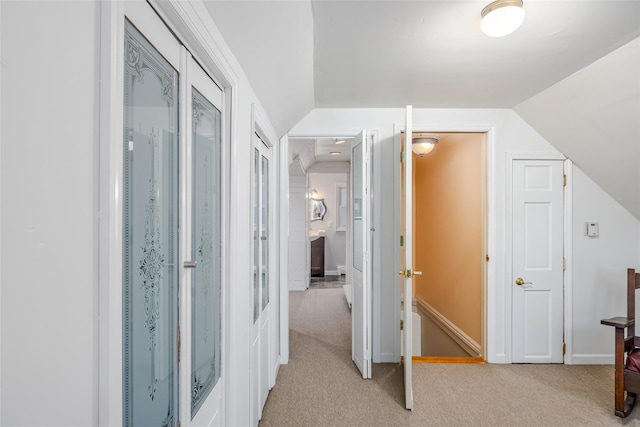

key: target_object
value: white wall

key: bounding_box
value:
[308,173,347,274]
[571,167,640,363]
[288,173,308,290]
[1,1,280,426]
[290,107,640,364]
[1,2,99,425]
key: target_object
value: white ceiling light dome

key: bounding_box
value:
[481,0,525,38]
[412,135,439,157]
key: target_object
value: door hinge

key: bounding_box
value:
[563,257,566,270]
[178,326,181,363]
[400,235,404,247]
[400,319,404,331]
[563,174,567,187]
[485,254,490,262]
[562,342,566,355]
[400,151,404,163]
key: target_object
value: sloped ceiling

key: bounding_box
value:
[203,0,640,219]
[515,38,640,220]
[203,0,315,136]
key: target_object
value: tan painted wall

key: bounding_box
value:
[413,133,484,345]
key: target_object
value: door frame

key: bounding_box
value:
[279,130,375,365]
[98,1,237,425]
[392,124,494,363]
[505,154,573,364]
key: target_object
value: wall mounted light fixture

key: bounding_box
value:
[481,0,525,37]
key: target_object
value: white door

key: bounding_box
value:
[121,6,181,425]
[122,3,227,425]
[251,133,273,424]
[351,130,372,379]
[512,159,564,363]
[400,106,414,410]
[183,55,225,425]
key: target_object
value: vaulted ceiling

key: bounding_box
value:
[204,0,640,219]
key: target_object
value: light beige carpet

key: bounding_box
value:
[260,289,634,426]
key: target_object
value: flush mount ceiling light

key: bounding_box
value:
[481,0,525,37]
[330,151,341,156]
[412,135,439,157]
[335,139,346,145]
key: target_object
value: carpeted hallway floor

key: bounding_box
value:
[259,288,636,426]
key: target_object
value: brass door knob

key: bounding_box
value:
[515,277,532,286]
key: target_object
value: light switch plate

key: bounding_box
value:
[585,222,599,237]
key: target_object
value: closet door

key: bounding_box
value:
[119,2,228,426]
[251,133,272,424]
[122,7,181,426]
[186,56,225,425]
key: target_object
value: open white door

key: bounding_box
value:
[351,130,372,379]
[400,106,414,410]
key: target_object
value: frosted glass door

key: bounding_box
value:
[251,134,272,424]
[190,89,222,416]
[122,20,179,427]
[261,154,269,310]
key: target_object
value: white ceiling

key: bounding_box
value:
[289,137,352,173]
[204,0,640,219]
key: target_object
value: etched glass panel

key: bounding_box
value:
[122,20,178,427]
[352,142,363,272]
[253,147,260,323]
[190,88,222,417]
[261,155,269,309]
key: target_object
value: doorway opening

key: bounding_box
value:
[285,134,375,375]
[288,137,352,301]
[403,131,487,362]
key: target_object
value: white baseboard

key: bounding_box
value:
[270,355,281,389]
[570,354,614,365]
[289,282,307,291]
[415,297,481,357]
[342,284,352,309]
[490,353,507,364]
[325,269,339,276]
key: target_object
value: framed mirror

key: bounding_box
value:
[310,198,327,221]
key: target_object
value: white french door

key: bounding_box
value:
[251,132,273,424]
[182,55,225,425]
[511,159,564,363]
[399,106,415,410]
[351,130,372,379]
[121,6,181,425]
[121,2,226,426]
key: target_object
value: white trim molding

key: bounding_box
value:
[571,354,614,365]
[563,159,574,364]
